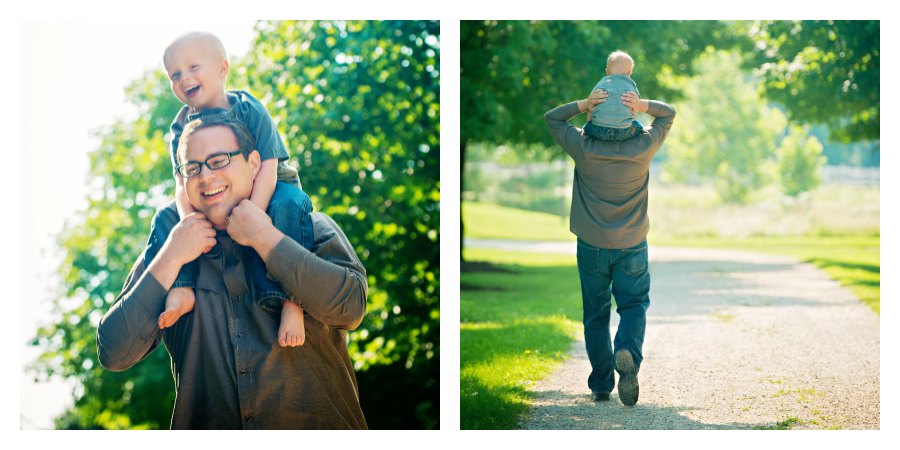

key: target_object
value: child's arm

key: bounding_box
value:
[250,159,279,212]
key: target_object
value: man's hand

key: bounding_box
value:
[621,91,648,114]
[226,199,284,261]
[579,89,608,113]
[149,212,216,290]
[164,212,217,266]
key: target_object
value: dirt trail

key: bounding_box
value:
[515,246,879,430]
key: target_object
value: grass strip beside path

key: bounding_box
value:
[460,249,582,429]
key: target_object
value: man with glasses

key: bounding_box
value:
[97,113,368,429]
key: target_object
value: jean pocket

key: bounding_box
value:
[621,246,648,277]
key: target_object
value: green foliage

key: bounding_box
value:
[31,21,439,430]
[777,125,826,197]
[460,20,742,149]
[663,49,787,203]
[458,20,743,258]
[30,68,181,430]
[247,20,439,429]
[749,20,879,143]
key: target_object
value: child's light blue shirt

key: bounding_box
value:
[590,74,640,128]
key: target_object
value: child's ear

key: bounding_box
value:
[220,59,230,78]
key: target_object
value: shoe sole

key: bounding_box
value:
[615,350,639,406]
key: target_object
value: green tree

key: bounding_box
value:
[663,49,787,203]
[777,125,826,197]
[247,20,440,429]
[749,20,879,143]
[459,21,745,253]
[31,20,439,430]
[30,70,181,429]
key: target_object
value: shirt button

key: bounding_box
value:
[231,295,240,301]
[240,369,247,376]
[245,416,255,423]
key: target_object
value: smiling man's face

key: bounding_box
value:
[181,125,259,229]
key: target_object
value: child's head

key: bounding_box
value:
[606,50,634,77]
[163,31,230,111]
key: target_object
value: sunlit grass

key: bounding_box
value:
[461,250,581,429]
[462,202,572,241]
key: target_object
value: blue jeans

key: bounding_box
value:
[584,120,643,142]
[143,181,314,310]
[576,238,650,394]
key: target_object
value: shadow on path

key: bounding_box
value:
[524,390,752,430]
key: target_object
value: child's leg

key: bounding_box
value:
[250,182,314,306]
[245,181,314,345]
[145,201,200,329]
[158,287,196,329]
[609,121,644,142]
[144,201,180,264]
[583,121,608,141]
[278,300,306,347]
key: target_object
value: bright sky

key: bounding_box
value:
[18,20,256,430]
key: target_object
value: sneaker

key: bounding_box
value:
[591,392,610,402]
[615,349,639,406]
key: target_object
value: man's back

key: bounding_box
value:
[544,99,676,249]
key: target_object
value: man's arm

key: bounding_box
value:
[621,92,676,143]
[96,255,168,371]
[227,201,367,330]
[543,90,607,159]
[97,213,217,371]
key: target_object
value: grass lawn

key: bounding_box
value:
[462,202,573,241]
[463,201,880,314]
[460,249,582,429]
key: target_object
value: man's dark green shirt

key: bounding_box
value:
[97,213,368,429]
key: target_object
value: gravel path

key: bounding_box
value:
[504,244,880,430]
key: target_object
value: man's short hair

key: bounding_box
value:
[177,113,255,165]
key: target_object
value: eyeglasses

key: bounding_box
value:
[175,149,244,178]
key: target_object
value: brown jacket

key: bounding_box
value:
[544,100,676,248]
[97,212,368,429]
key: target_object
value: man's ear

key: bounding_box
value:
[247,150,261,179]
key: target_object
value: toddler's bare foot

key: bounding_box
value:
[158,287,196,329]
[278,301,306,347]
